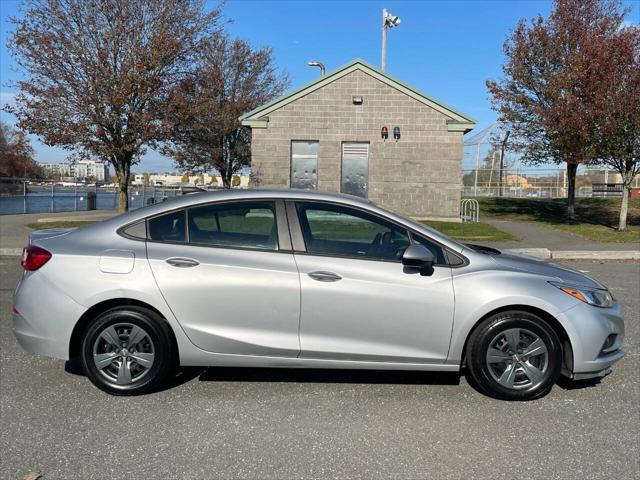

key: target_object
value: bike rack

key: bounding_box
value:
[460,198,480,223]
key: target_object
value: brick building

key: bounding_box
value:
[240,59,475,220]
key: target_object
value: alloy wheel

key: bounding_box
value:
[485,327,549,390]
[92,323,155,386]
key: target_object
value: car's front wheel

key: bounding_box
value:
[466,311,562,400]
[81,306,174,395]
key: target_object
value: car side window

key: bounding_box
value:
[296,202,410,261]
[411,234,446,265]
[147,210,186,243]
[187,201,278,251]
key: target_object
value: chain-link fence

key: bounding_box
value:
[460,167,640,198]
[0,177,198,215]
[462,123,639,198]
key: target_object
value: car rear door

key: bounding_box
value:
[146,199,301,357]
[288,200,455,363]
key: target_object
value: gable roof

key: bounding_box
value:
[240,59,476,133]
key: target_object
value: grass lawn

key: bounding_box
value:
[423,221,518,242]
[25,220,97,230]
[473,197,640,243]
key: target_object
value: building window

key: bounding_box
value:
[291,141,318,190]
[341,142,369,198]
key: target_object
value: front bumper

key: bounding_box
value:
[559,299,625,380]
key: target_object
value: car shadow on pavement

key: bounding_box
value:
[196,367,461,386]
[556,376,603,390]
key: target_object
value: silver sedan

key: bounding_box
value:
[12,190,624,400]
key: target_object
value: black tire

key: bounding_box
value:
[81,306,174,396]
[466,311,562,401]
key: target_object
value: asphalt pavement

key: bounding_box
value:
[1,258,638,480]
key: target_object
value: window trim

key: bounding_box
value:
[117,197,468,266]
[118,198,293,254]
[285,199,463,267]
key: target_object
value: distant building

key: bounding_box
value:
[39,160,110,181]
[132,172,250,187]
[240,59,476,220]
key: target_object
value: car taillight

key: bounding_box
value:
[21,245,52,271]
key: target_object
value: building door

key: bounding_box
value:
[341,142,369,198]
[291,140,318,190]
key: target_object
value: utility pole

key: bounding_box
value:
[498,130,510,197]
[381,9,400,72]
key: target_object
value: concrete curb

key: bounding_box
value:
[508,248,640,260]
[0,248,23,256]
[508,248,552,259]
[36,213,116,223]
[551,250,640,260]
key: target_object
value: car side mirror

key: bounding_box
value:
[402,245,435,276]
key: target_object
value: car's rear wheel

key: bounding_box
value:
[81,306,173,395]
[466,311,562,400]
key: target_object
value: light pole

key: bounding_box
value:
[381,8,401,71]
[307,61,325,77]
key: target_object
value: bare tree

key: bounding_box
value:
[5,0,222,212]
[162,34,289,188]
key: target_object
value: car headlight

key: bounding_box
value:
[550,281,614,308]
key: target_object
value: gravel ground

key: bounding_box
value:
[1,258,638,480]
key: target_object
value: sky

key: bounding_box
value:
[1,0,639,173]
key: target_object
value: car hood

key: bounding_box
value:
[489,250,606,289]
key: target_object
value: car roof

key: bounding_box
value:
[123,188,371,220]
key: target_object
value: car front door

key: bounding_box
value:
[289,201,455,363]
[145,199,300,357]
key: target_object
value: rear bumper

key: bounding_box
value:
[12,310,63,359]
[12,270,86,361]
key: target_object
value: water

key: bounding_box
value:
[0,186,179,215]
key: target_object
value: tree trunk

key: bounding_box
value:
[115,152,133,213]
[566,163,578,219]
[219,166,232,188]
[118,176,129,213]
[618,184,629,231]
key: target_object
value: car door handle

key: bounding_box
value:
[308,271,342,282]
[166,257,200,268]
